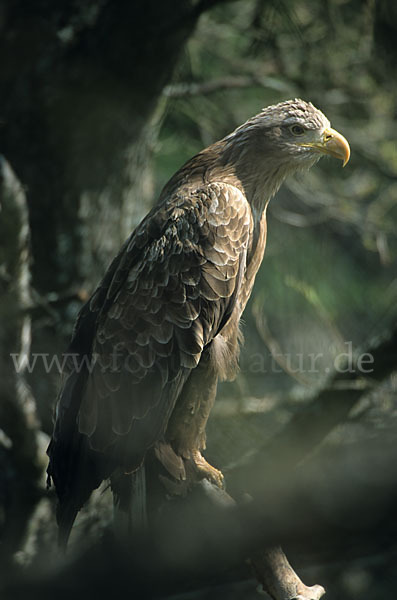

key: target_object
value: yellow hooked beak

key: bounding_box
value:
[302,127,350,167]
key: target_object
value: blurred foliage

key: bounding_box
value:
[154,0,397,399]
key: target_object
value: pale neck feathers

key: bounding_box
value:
[159,124,298,219]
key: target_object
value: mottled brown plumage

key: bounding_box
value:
[47,99,350,545]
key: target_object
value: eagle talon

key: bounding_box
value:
[191,451,225,489]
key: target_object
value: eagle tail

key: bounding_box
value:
[57,501,80,550]
[111,466,147,536]
[47,366,115,549]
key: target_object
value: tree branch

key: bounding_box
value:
[163,75,294,98]
[227,323,397,498]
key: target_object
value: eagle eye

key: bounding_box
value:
[290,124,305,136]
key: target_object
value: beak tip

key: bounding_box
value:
[324,127,350,167]
[342,149,350,168]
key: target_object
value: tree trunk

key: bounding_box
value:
[0,157,40,562]
[0,0,209,423]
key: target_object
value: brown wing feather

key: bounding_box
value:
[76,183,251,471]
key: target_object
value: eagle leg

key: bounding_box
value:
[165,347,225,487]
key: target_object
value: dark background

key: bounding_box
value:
[1,1,397,598]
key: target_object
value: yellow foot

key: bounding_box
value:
[191,450,225,488]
